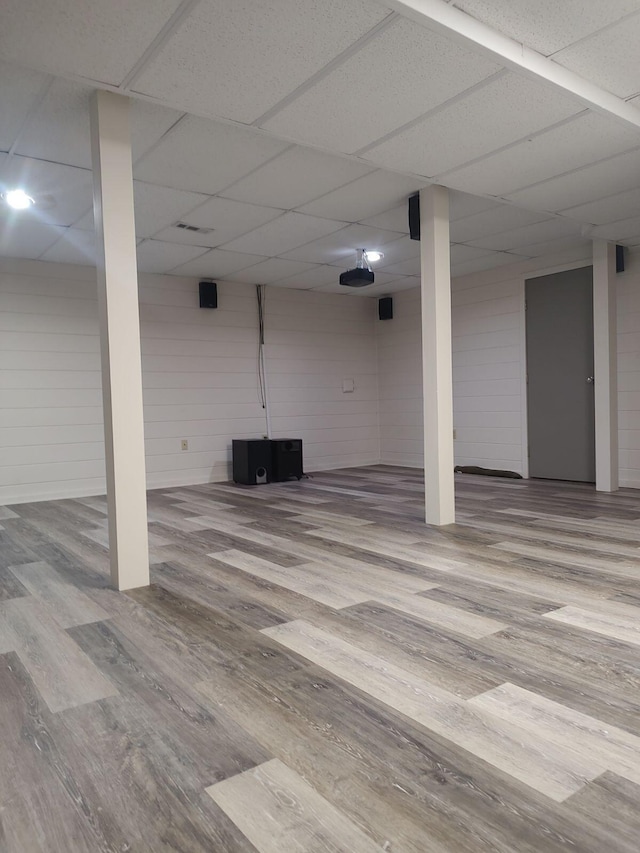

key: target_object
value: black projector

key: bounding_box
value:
[339,267,374,287]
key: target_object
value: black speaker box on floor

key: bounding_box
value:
[271,438,304,482]
[199,281,218,308]
[408,193,420,241]
[378,296,393,320]
[232,439,271,485]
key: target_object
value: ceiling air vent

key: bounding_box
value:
[173,221,213,234]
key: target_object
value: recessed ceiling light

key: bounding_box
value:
[365,250,383,263]
[4,189,35,210]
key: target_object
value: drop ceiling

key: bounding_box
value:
[1,0,640,294]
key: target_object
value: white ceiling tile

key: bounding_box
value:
[0,156,93,226]
[269,264,339,289]
[281,224,404,265]
[153,196,284,247]
[133,0,391,124]
[592,214,640,241]
[147,226,219,250]
[356,276,419,296]
[449,244,496,264]
[225,258,318,284]
[262,17,500,153]
[130,99,186,163]
[297,170,425,221]
[508,236,591,258]
[376,255,421,276]
[169,248,267,278]
[0,61,50,152]
[15,78,92,168]
[453,1,640,55]
[15,79,182,169]
[360,192,501,233]
[449,191,502,221]
[451,251,526,277]
[465,216,582,250]
[130,182,210,239]
[506,147,640,212]
[444,112,640,197]
[40,227,96,265]
[73,209,93,230]
[450,204,546,242]
[0,0,181,86]
[0,212,65,258]
[363,73,583,177]
[135,240,209,274]
[221,146,373,210]
[359,204,408,232]
[560,187,640,225]
[553,14,640,97]
[219,211,346,256]
[134,115,288,194]
[374,235,420,267]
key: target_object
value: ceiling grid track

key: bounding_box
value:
[545,7,640,59]
[0,75,55,179]
[435,109,593,182]
[500,143,640,206]
[386,0,640,131]
[251,12,401,127]
[354,68,509,157]
[120,0,205,92]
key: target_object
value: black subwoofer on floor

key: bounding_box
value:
[271,438,304,482]
[232,439,271,485]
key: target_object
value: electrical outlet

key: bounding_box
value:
[181,439,189,451]
[453,429,457,440]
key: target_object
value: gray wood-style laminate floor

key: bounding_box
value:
[1,466,640,851]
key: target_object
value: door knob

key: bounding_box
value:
[586,376,594,384]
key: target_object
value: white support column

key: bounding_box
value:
[420,185,455,525]
[90,90,150,590]
[592,240,619,493]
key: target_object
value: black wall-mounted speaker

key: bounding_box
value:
[408,193,420,241]
[199,280,218,308]
[271,438,304,482]
[232,439,271,485]
[616,244,625,273]
[378,296,393,320]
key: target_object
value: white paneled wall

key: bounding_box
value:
[264,287,380,471]
[3,245,640,505]
[617,253,640,488]
[377,286,423,467]
[0,258,379,504]
[450,267,525,471]
[0,260,104,503]
[376,246,640,484]
[377,260,531,472]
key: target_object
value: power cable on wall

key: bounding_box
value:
[256,284,272,438]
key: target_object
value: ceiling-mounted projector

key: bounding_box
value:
[340,267,374,287]
[340,248,375,287]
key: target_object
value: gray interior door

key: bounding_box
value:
[525,267,595,482]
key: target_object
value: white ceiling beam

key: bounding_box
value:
[386,0,640,131]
